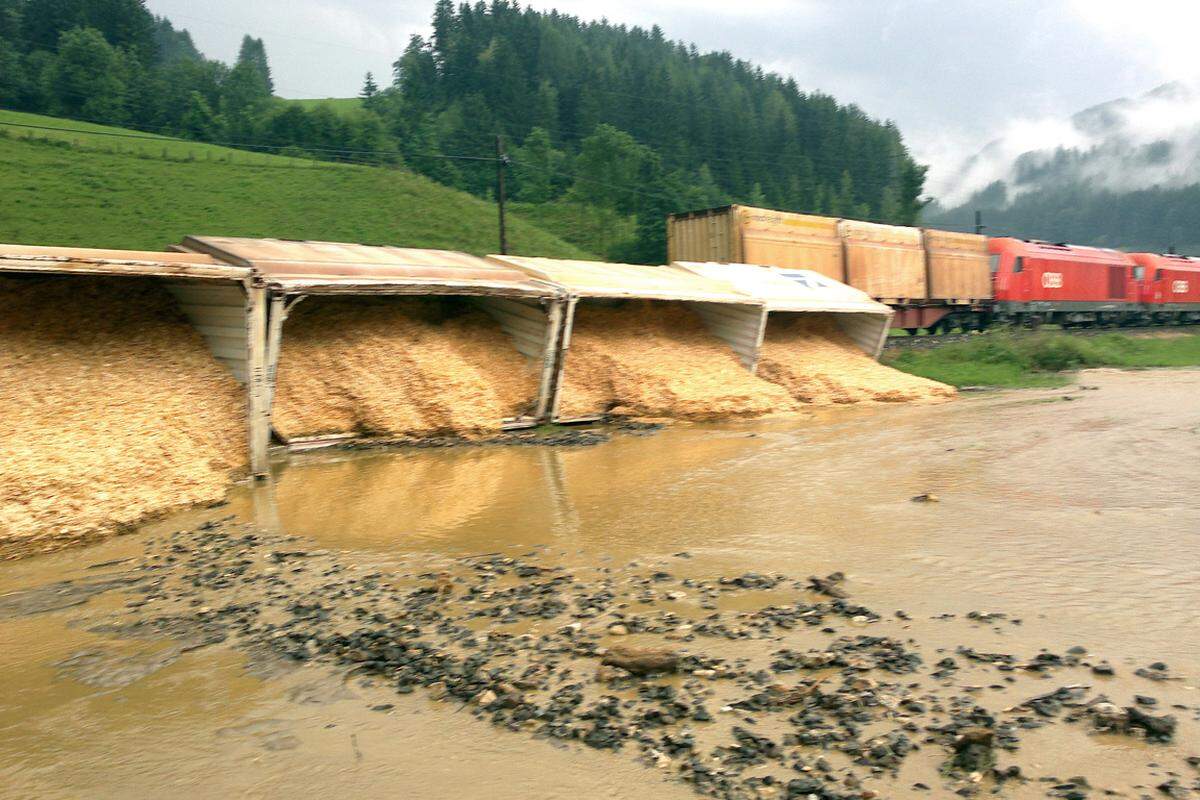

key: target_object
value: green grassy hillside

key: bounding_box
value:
[0,110,593,257]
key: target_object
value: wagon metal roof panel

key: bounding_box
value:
[487,255,754,304]
[0,243,247,281]
[673,261,893,316]
[181,236,555,297]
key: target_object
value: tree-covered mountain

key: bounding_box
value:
[0,0,394,160]
[0,0,927,262]
[372,1,926,260]
[927,82,1200,254]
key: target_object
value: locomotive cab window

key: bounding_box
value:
[1156,269,1164,280]
[1133,266,1145,280]
[989,254,1001,274]
[1012,256,1024,273]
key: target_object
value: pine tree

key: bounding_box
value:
[360,71,379,100]
[235,35,272,95]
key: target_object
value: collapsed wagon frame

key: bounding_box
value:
[487,255,770,424]
[178,237,566,447]
[0,245,272,477]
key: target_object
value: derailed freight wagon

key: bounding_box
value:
[0,244,271,558]
[0,244,270,474]
[178,237,565,447]
[673,262,953,406]
[487,255,779,423]
[672,262,893,359]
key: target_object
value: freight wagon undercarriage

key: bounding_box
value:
[900,301,1200,334]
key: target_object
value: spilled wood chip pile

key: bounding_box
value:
[758,315,956,404]
[0,277,247,560]
[558,301,796,420]
[272,298,539,440]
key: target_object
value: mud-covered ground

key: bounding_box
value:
[2,520,1198,799]
[2,369,1198,799]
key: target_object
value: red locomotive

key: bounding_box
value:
[988,238,1137,327]
[989,238,1200,327]
[1130,252,1200,323]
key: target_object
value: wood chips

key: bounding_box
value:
[758,315,956,404]
[271,298,540,440]
[0,277,247,560]
[557,301,796,420]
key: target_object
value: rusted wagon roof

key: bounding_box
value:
[0,243,248,281]
[180,236,555,297]
[487,255,755,304]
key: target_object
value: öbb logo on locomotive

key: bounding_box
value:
[1042,272,1064,289]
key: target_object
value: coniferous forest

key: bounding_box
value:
[0,0,928,262]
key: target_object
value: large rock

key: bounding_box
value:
[601,645,680,675]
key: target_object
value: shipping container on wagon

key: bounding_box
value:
[667,205,845,283]
[487,255,767,422]
[178,237,566,443]
[673,262,894,359]
[922,229,992,303]
[0,243,270,475]
[1130,253,1200,315]
[838,220,927,302]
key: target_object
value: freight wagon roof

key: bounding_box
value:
[839,220,923,246]
[0,243,248,281]
[673,262,892,316]
[989,238,1135,265]
[922,229,989,252]
[179,236,555,297]
[487,255,756,304]
[668,205,841,232]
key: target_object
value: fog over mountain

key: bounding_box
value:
[938,81,1200,208]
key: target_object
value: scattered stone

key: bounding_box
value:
[950,728,995,773]
[600,645,680,676]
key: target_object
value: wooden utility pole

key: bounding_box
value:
[496,135,509,255]
[974,210,984,235]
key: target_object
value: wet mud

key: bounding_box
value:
[1,369,1199,799]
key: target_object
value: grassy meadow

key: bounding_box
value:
[0,110,593,257]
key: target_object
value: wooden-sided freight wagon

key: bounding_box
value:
[667,205,993,333]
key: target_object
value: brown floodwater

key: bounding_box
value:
[2,368,1199,799]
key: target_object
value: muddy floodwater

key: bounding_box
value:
[2,368,1199,799]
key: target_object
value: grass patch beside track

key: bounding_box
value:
[883,331,1200,388]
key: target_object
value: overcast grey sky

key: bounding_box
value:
[144,0,1200,194]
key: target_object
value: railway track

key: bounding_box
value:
[884,324,1199,350]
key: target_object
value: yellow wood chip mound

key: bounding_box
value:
[758,315,956,404]
[558,301,797,420]
[272,298,540,440]
[0,277,247,560]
